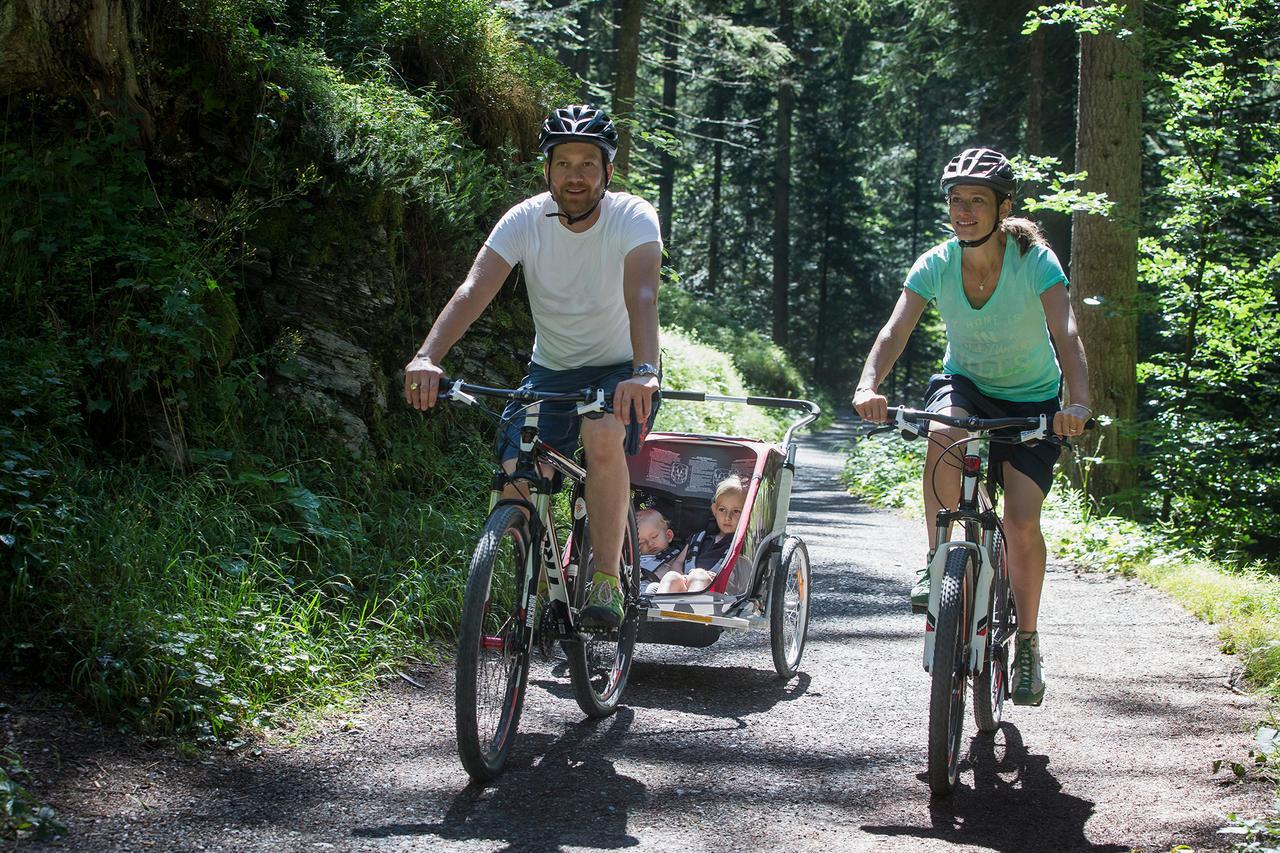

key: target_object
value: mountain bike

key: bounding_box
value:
[868,406,1088,797]
[440,379,642,783]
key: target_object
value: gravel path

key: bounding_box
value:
[5,414,1272,851]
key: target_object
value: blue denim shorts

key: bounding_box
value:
[496,361,660,464]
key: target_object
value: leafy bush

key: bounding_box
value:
[662,287,809,399]
[841,430,926,512]
[1,750,63,842]
[655,329,785,441]
[0,125,238,449]
[2,406,494,738]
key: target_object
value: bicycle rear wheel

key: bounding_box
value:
[567,507,640,718]
[456,505,533,782]
[927,547,972,797]
[974,530,1012,733]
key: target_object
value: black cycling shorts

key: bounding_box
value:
[923,373,1061,497]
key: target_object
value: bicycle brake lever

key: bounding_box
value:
[894,409,925,441]
[1018,414,1051,444]
[575,388,607,416]
[444,381,477,407]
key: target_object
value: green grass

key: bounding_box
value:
[3,419,491,741]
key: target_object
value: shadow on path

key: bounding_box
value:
[861,723,1127,853]
[351,709,645,851]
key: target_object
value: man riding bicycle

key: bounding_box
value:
[403,104,663,631]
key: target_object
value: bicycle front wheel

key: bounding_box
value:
[567,507,640,718]
[456,505,533,783]
[973,529,1012,733]
[927,547,973,797]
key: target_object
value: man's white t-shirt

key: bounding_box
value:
[483,191,661,371]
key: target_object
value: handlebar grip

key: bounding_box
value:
[624,411,643,456]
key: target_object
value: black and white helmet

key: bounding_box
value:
[538,104,619,163]
[940,148,1016,197]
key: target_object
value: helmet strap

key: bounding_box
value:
[543,160,610,226]
[545,195,603,226]
[958,219,1000,248]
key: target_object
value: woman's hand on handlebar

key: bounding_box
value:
[404,354,447,410]
[853,386,890,424]
[1053,403,1091,439]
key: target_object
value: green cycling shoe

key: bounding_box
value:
[1013,631,1045,706]
[910,550,935,614]
[579,571,625,630]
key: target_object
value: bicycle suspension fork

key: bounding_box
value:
[922,434,998,676]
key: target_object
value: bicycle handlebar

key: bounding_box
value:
[442,379,611,417]
[441,378,644,454]
[886,406,1097,433]
[443,380,821,447]
[861,406,1096,446]
[660,389,820,416]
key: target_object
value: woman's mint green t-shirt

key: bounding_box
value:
[904,237,1068,402]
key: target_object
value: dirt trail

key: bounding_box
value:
[5,415,1272,851]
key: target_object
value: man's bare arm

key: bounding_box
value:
[615,240,662,424]
[404,247,513,409]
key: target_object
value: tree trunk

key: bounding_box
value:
[612,0,647,176]
[771,0,794,347]
[813,200,833,383]
[1069,0,1142,498]
[706,86,726,295]
[656,6,680,247]
[576,3,593,100]
[0,0,154,140]
[1025,26,1045,155]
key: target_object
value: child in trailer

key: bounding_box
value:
[637,508,685,592]
[656,475,747,594]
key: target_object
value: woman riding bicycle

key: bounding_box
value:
[852,147,1091,708]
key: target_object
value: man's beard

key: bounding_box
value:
[553,183,604,217]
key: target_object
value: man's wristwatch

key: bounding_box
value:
[632,362,661,381]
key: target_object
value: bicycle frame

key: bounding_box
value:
[446,383,611,642]
[893,409,1049,676]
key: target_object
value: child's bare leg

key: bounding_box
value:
[658,573,689,594]
[685,569,715,592]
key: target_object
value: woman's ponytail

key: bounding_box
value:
[1000,216,1048,254]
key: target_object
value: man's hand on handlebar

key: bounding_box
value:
[613,374,659,426]
[404,354,447,410]
[853,386,890,424]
